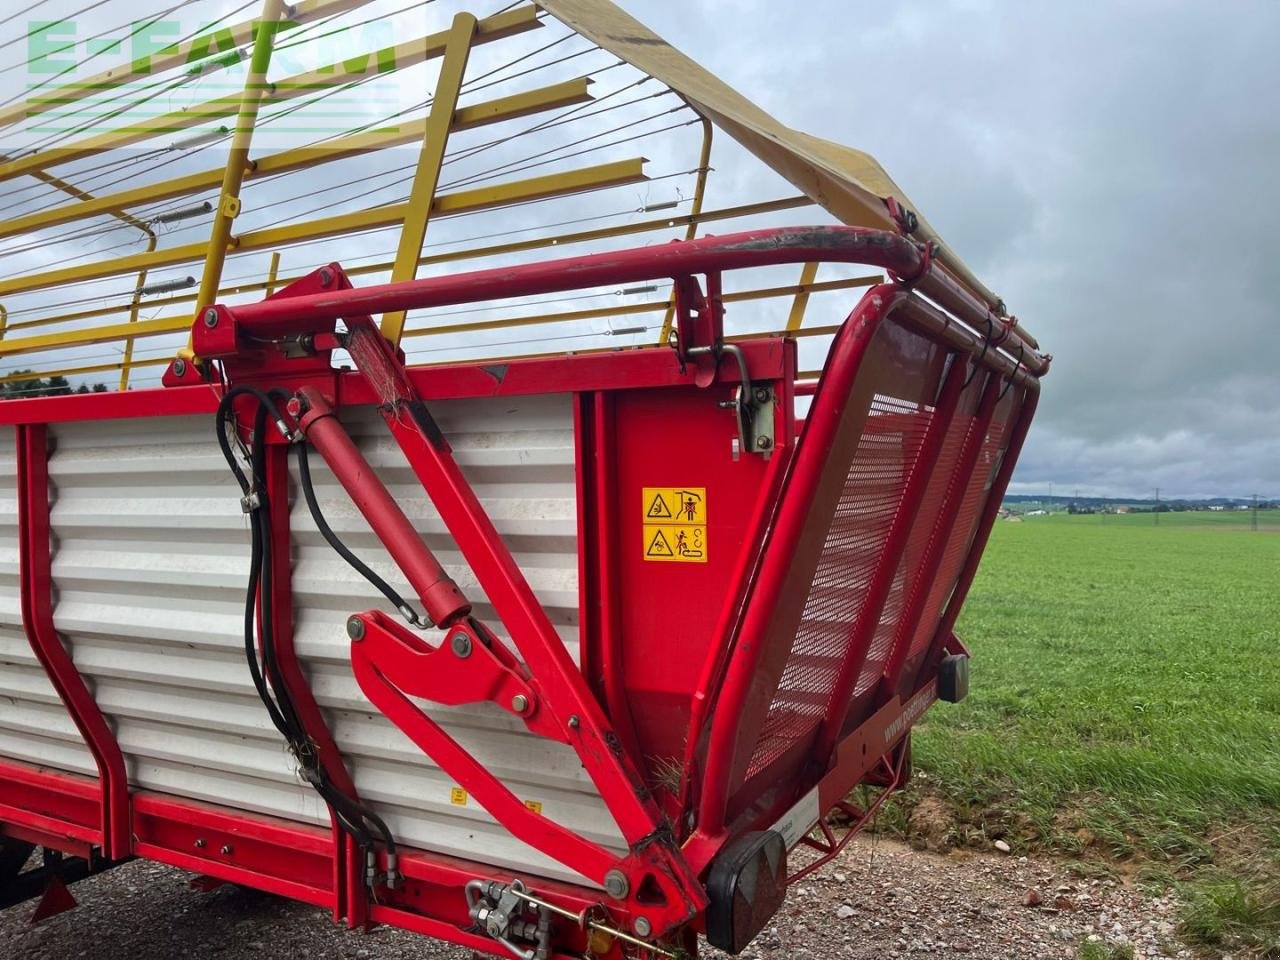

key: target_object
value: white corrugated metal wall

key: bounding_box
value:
[0,428,95,774]
[0,396,620,884]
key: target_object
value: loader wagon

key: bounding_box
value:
[0,1,1048,955]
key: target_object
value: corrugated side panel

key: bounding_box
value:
[41,398,620,884]
[0,428,96,774]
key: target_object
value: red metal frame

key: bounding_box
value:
[15,424,130,861]
[0,225,1044,957]
[691,283,910,843]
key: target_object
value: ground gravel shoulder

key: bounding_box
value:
[2,839,1190,959]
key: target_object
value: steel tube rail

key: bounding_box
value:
[214,226,1047,373]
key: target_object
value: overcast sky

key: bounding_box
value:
[633,1,1280,500]
[2,1,1276,501]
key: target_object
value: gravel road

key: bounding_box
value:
[2,838,1191,959]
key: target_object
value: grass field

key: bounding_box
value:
[897,509,1280,956]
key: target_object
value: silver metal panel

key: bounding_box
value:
[36,399,618,883]
[0,428,96,776]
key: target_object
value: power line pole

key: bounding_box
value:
[1154,486,1160,526]
[1253,493,1259,532]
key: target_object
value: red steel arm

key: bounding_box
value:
[16,423,130,860]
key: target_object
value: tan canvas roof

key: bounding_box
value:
[537,0,1005,312]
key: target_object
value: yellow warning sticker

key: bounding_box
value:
[642,488,707,563]
[523,799,543,815]
[449,787,468,806]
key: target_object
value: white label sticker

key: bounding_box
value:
[770,785,820,849]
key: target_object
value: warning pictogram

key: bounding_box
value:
[646,529,675,557]
[641,487,707,563]
[646,493,673,519]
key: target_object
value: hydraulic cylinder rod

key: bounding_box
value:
[290,385,471,627]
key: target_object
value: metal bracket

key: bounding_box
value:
[347,611,548,730]
[691,343,775,458]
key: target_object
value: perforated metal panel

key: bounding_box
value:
[849,376,983,702]
[24,400,619,884]
[744,326,945,780]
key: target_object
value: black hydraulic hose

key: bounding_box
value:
[294,439,425,628]
[215,387,398,863]
[216,392,290,738]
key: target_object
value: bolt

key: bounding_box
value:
[510,694,529,714]
[203,307,219,328]
[194,838,206,849]
[220,844,233,855]
[568,715,580,730]
[318,267,333,288]
[603,869,629,900]
[172,359,187,377]
[347,616,365,641]
[754,386,771,404]
[756,436,773,450]
[450,632,472,658]
[633,916,652,938]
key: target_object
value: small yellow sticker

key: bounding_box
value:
[642,487,707,563]
[524,799,543,815]
[449,787,468,806]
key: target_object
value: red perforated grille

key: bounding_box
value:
[901,394,1016,669]
[745,393,932,779]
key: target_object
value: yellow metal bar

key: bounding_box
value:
[192,0,288,330]
[0,274,880,361]
[23,169,158,390]
[658,112,713,343]
[5,196,810,333]
[0,6,542,187]
[401,275,883,340]
[381,13,477,346]
[0,356,169,386]
[264,252,283,296]
[0,158,649,299]
[0,76,594,241]
[119,291,144,391]
[0,0,372,133]
[785,261,820,330]
[0,315,190,357]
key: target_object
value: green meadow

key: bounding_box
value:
[898,510,1280,955]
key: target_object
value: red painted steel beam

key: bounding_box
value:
[15,424,130,860]
[200,227,1045,375]
[264,444,365,925]
[212,228,920,333]
[0,341,789,427]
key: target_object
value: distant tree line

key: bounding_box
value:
[0,371,109,399]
